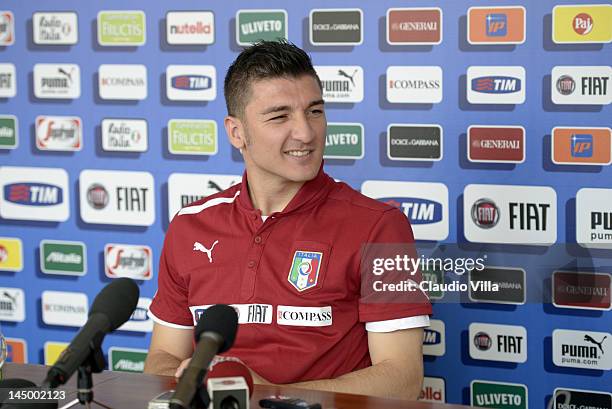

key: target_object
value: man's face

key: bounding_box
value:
[238,74,326,184]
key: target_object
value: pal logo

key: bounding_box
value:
[380,197,443,225]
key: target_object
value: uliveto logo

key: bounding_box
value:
[361,180,449,241]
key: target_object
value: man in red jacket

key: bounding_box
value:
[144,41,431,399]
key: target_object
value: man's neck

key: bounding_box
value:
[246,171,305,216]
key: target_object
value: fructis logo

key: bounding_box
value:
[472,76,521,94]
[171,75,212,91]
[486,14,507,36]
[472,199,499,229]
[381,197,443,225]
[571,134,593,158]
[4,183,63,206]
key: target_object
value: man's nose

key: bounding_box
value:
[291,115,316,143]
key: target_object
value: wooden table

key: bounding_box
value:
[3,363,472,409]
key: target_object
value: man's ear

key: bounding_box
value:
[224,115,246,151]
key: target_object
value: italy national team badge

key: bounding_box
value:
[288,251,323,292]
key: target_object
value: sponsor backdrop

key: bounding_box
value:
[1,0,611,406]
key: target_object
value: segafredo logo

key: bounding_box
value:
[0,166,69,221]
[36,116,82,151]
[105,244,152,280]
[361,180,448,241]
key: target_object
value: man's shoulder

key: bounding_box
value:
[327,180,395,215]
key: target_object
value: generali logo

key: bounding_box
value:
[0,11,15,45]
[553,271,611,310]
[33,12,78,45]
[36,116,82,151]
[105,244,152,280]
[166,11,214,45]
[98,64,147,100]
[468,125,525,163]
[0,166,69,222]
[467,6,526,45]
[551,127,611,166]
[41,290,88,327]
[387,8,442,45]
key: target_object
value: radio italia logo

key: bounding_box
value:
[33,12,78,45]
[98,10,145,46]
[236,10,287,46]
[102,119,148,152]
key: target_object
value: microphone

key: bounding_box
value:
[206,357,253,409]
[170,304,239,409]
[42,278,139,388]
[0,378,58,408]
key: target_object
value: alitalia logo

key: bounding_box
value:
[109,347,147,373]
[40,240,86,276]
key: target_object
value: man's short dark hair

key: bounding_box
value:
[224,40,321,118]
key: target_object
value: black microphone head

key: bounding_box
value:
[89,277,139,331]
[0,379,58,408]
[195,304,238,353]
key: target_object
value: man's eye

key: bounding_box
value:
[270,115,287,121]
[311,109,323,115]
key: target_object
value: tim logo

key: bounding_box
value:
[4,183,62,206]
[571,134,593,158]
[171,75,211,90]
[423,329,441,345]
[472,76,521,93]
[193,308,205,321]
[130,307,148,322]
[486,14,507,36]
[380,197,443,225]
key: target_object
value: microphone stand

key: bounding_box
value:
[63,333,113,409]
